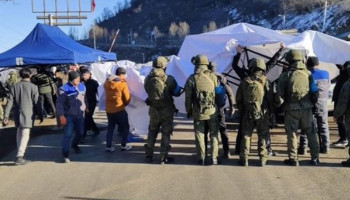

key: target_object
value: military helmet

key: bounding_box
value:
[191,54,209,66]
[152,56,169,69]
[248,58,266,71]
[285,50,303,62]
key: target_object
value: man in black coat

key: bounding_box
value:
[81,69,99,140]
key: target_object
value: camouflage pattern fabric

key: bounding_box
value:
[194,118,218,161]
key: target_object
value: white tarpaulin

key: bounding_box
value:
[90,22,350,135]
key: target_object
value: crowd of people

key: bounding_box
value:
[1,45,350,167]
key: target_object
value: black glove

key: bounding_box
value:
[187,113,192,119]
[145,98,150,106]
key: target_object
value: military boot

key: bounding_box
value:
[310,158,320,166]
[160,157,174,165]
[341,159,350,167]
[320,146,329,154]
[284,159,299,166]
[238,158,248,167]
[259,159,267,167]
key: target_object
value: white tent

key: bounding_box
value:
[91,22,350,135]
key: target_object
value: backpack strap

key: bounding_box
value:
[201,73,215,88]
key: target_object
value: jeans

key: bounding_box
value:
[300,101,330,149]
[106,110,130,148]
[62,116,84,156]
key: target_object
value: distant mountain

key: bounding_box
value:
[83,0,350,62]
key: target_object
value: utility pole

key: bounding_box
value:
[322,0,328,32]
[93,24,96,49]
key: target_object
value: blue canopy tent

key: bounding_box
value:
[0,23,116,67]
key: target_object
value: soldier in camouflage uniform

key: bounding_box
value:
[236,58,272,167]
[144,56,183,164]
[277,50,320,166]
[185,54,220,165]
[5,71,18,89]
[2,71,18,122]
[334,61,350,167]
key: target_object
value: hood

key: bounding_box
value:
[194,65,208,74]
[290,61,307,70]
[107,75,122,82]
[148,68,166,78]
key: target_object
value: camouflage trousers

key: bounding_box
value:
[194,118,219,161]
[285,109,319,160]
[0,98,5,121]
[145,106,174,160]
[240,114,269,162]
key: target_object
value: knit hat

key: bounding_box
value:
[115,67,126,75]
[307,56,319,68]
[68,71,80,81]
[81,68,91,75]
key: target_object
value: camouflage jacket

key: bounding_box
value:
[144,68,181,109]
[276,61,314,111]
[185,65,218,120]
[236,71,272,116]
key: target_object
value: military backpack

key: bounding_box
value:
[194,71,216,115]
[287,69,310,103]
[146,71,171,107]
[243,75,266,119]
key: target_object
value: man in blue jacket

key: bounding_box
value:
[56,71,87,163]
[298,57,330,154]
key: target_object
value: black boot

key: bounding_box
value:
[297,146,306,155]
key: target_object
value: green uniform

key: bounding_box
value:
[236,71,271,164]
[185,64,219,162]
[144,66,181,161]
[277,61,319,161]
[0,98,4,121]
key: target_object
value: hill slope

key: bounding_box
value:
[87,0,350,62]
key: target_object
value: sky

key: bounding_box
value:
[0,0,123,53]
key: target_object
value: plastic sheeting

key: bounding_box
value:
[90,23,347,135]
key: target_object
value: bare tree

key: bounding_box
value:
[202,25,208,33]
[178,21,190,38]
[208,21,217,32]
[169,22,179,37]
[101,7,114,20]
[103,28,109,44]
[89,25,104,42]
[68,27,78,40]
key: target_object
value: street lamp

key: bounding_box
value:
[322,0,328,32]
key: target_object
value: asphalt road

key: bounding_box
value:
[0,112,349,200]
